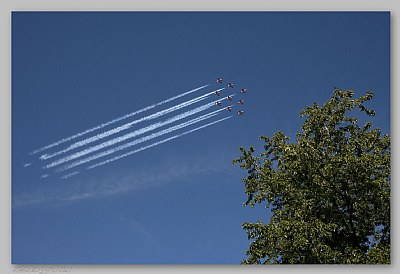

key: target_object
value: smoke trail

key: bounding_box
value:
[61,171,80,179]
[87,116,232,170]
[56,109,231,172]
[40,88,225,160]
[44,96,233,169]
[30,84,210,155]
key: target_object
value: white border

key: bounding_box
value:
[1,1,398,274]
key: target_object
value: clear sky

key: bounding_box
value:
[12,12,390,264]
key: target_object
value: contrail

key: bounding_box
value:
[44,96,234,169]
[56,108,232,172]
[30,84,210,155]
[87,116,232,170]
[40,88,225,160]
[61,171,80,179]
[54,109,227,172]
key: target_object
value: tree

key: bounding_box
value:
[233,88,390,264]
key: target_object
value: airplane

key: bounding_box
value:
[237,110,245,115]
[240,88,247,93]
[227,83,235,88]
[216,78,223,83]
[238,99,244,105]
[214,90,221,96]
[215,101,222,106]
[227,95,233,101]
[226,107,233,112]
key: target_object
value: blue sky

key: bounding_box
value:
[12,12,390,264]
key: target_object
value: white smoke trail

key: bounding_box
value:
[61,171,80,179]
[56,108,232,172]
[44,96,233,169]
[87,116,232,170]
[30,84,210,155]
[40,88,225,160]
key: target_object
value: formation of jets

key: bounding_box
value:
[215,77,247,115]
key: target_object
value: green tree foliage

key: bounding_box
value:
[233,89,390,264]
